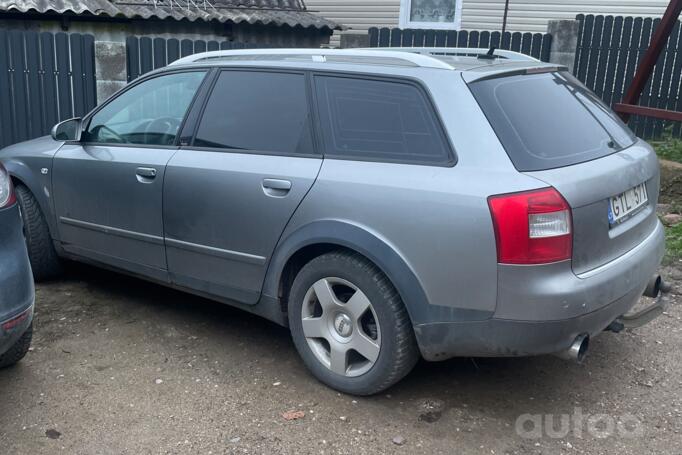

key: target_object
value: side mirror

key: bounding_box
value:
[51,118,82,142]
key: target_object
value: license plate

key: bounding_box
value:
[608,183,648,225]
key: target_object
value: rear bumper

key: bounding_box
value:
[0,203,35,355]
[0,304,34,355]
[415,220,665,361]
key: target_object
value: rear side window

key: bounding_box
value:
[469,71,636,172]
[194,71,314,155]
[314,76,452,165]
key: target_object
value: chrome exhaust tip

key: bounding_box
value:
[555,334,589,363]
[643,275,662,298]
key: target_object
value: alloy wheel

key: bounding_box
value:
[300,277,381,377]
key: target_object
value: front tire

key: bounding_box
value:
[0,324,32,368]
[288,251,419,395]
[15,184,62,281]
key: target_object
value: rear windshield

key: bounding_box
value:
[469,71,636,171]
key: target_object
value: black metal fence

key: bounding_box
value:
[574,14,682,139]
[368,27,553,62]
[126,37,266,81]
[0,31,96,149]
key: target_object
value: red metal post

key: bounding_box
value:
[616,0,682,121]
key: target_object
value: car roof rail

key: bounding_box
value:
[168,48,456,70]
[369,47,540,62]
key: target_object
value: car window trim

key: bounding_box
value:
[185,67,321,158]
[310,71,457,168]
[75,67,212,150]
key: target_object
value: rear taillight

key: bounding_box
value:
[1,307,30,331]
[0,163,15,209]
[488,187,572,264]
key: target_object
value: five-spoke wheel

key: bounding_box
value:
[301,277,381,377]
[288,251,419,395]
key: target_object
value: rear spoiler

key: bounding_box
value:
[462,63,568,83]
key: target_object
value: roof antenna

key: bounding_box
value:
[478,46,497,60]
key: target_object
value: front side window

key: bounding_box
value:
[399,0,462,30]
[193,71,314,155]
[314,76,452,165]
[83,71,206,146]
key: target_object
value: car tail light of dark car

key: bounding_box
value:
[0,163,15,209]
[487,187,572,264]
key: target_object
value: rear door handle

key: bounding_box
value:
[262,179,291,190]
[262,178,292,197]
[136,167,157,181]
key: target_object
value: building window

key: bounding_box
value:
[399,0,462,30]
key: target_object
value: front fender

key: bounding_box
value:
[0,136,63,241]
[261,220,431,324]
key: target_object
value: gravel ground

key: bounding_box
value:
[0,263,680,455]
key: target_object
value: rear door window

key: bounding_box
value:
[313,75,453,165]
[469,71,636,171]
[193,70,314,155]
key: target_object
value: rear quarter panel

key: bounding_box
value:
[270,71,547,325]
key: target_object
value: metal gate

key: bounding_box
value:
[0,31,97,149]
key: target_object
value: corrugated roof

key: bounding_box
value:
[0,0,341,30]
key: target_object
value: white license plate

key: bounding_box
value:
[608,183,648,225]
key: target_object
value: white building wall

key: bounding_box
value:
[461,0,670,32]
[305,0,671,44]
[305,0,401,45]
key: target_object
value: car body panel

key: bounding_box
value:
[276,157,546,325]
[0,203,35,356]
[526,140,660,275]
[0,135,64,240]
[52,144,176,282]
[163,150,322,304]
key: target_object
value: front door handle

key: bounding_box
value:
[136,167,157,182]
[262,178,292,197]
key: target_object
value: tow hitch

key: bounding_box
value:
[605,275,669,333]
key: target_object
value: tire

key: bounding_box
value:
[15,184,62,281]
[0,324,32,368]
[288,251,419,395]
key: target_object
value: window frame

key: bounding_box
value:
[77,67,213,150]
[310,71,456,167]
[398,0,463,31]
[184,67,322,159]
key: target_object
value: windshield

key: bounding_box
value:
[468,71,636,171]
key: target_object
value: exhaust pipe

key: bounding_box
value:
[643,275,662,298]
[555,334,589,363]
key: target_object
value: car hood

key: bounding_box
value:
[0,135,64,161]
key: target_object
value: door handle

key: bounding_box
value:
[262,178,291,197]
[136,167,157,180]
[262,179,291,190]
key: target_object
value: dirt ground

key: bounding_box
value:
[0,262,680,455]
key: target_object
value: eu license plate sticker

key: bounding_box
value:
[608,183,648,226]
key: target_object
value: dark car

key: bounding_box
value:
[0,163,34,368]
